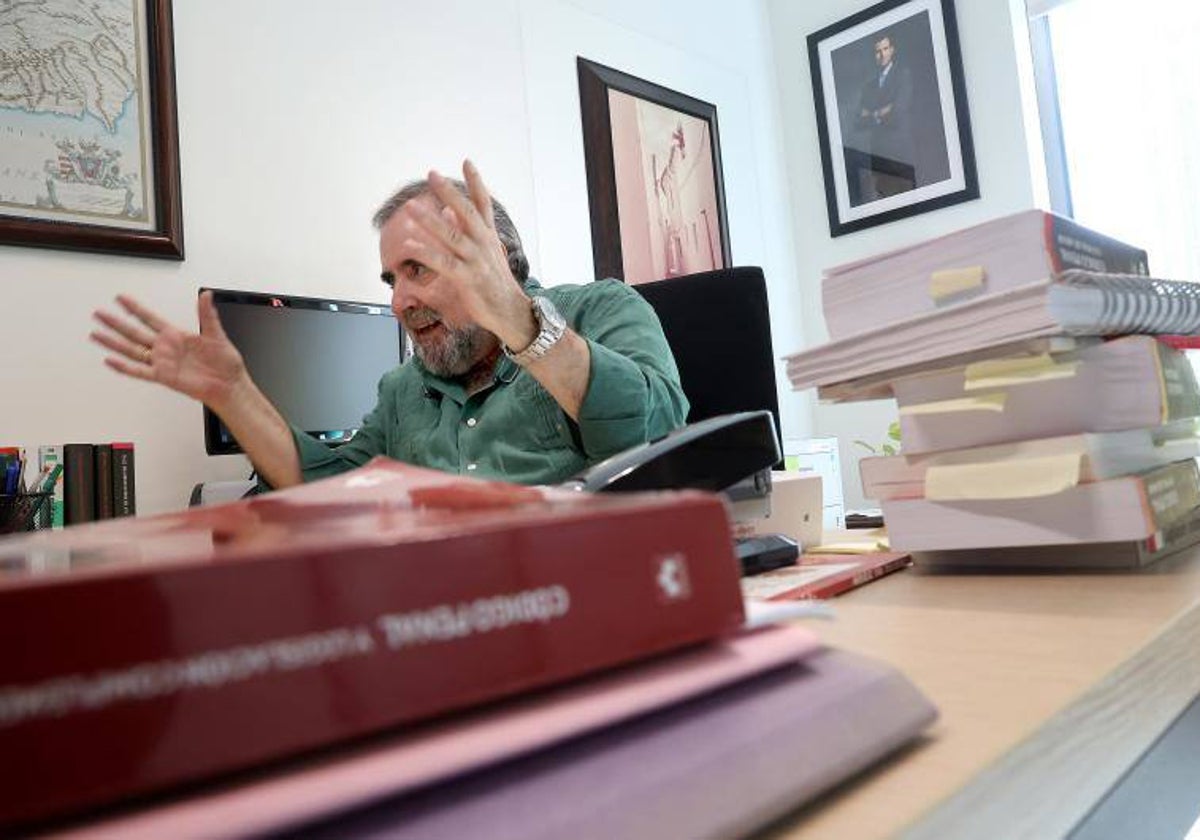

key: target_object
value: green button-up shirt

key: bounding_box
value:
[287,278,688,486]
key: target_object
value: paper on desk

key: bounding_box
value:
[742,597,834,627]
[928,265,985,301]
[963,353,1079,390]
[925,452,1084,500]
[899,392,1007,416]
[806,537,890,554]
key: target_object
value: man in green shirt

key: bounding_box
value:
[91,160,689,488]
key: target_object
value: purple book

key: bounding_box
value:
[285,648,936,840]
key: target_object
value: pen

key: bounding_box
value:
[3,459,18,495]
[37,463,63,494]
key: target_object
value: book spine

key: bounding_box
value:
[93,444,114,520]
[1144,502,1200,561]
[1157,340,1200,423]
[1045,213,1150,276]
[36,446,64,528]
[0,495,744,826]
[61,443,95,526]
[1143,458,1200,532]
[110,442,136,518]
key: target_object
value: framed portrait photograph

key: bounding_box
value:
[808,0,978,237]
[577,58,731,285]
[0,0,183,259]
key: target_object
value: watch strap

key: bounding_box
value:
[504,296,566,366]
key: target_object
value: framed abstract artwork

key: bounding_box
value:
[808,0,978,237]
[0,0,184,259]
[577,58,730,284]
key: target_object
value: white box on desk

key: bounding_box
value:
[744,472,824,550]
[785,437,845,530]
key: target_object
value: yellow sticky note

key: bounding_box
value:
[899,392,1007,416]
[924,452,1084,500]
[929,266,986,301]
[807,539,890,554]
[963,354,1079,391]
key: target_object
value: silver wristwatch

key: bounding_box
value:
[504,296,567,366]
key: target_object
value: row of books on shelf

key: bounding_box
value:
[44,441,137,527]
[786,208,1200,568]
[0,459,935,835]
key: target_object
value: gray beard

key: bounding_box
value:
[412,321,491,378]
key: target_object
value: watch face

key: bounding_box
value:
[535,296,566,331]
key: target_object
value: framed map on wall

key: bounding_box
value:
[0,0,183,259]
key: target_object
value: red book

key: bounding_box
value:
[0,459,745,828]
[740,552,911,601]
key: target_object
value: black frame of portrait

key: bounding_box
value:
[0,0,184,259]
[576,57,731,282]
[807,0,978,237]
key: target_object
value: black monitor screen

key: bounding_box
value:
[202,288,404,455]
[633,267,783,467]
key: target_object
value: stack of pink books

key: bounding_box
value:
[0,459,936,836]
[784,211,1200,568]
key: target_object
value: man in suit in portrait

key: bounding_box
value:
[855,31,916,200]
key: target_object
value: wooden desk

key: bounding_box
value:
[767,547,1200,839]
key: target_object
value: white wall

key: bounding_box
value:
[765,0,1044,509]
[0,0,805,514]
[517,0,811,448]
[1,0,1042,516]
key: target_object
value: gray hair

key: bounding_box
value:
[372,177,530,282]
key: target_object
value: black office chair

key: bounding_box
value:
[566,265,785,494]
[632,266,782,463]
[567,267,795,572]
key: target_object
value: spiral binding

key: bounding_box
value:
[1057,269,1200,334]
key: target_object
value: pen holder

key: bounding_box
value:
[0,492,53,534]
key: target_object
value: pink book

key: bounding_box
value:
[860,422,1200,501]
[786,275,1200,395]
[914,502,1200,569]
[891,335,1200,454]
[882,460,1200,552]
[821,210,1148,340]
[50,623,823,839]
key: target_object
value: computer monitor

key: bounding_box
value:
[632,267,783,468]
[202,288,405,456]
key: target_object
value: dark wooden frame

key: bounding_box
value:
[577,57,730,281]
[0,0,184,259]
[808,0,978,237]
